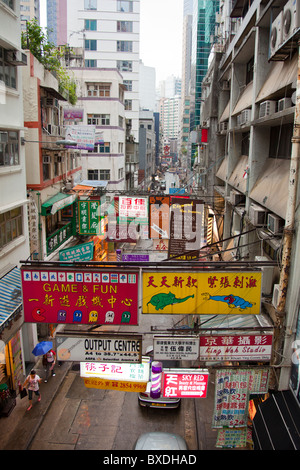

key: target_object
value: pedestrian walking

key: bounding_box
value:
[23,370,42,411]
[43,348,56,382]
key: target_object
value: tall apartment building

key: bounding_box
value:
[47,0,140,143]
[20,0,40,31]
[0,0,35,412]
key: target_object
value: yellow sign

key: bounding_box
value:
[84,377,147,392]
[143,271,261,315]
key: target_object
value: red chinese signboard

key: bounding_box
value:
[21,267,138,325]
[199,334,273,362]
[162,370,209,398]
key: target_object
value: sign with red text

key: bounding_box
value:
[119,196,148,219]
[80,360,150,383]
[199,334,273,362]
[143,271,262,315]
[163,370,209,398]
[21,267,138,325]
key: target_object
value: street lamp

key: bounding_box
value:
[21,138,77,146]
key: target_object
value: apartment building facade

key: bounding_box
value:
[195,0,300,447]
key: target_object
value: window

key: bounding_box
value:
[246,57,254,85]
[125,99,132,110]
[85,39,97,51]
[123,80,132,91]
[118,168,124,179]
[117,60,132,72]
[85,19,97,31]
[117,41,133,52]
[43,154,51,181]
[117,21,133,32]
[85,59,97,68]
[117,1,133,12]
[88,169,110,180]
[0,207,23,249]
[84,0,97,10]
[119,116,124,128]
[269,124,293,159]
[0,130,19,166]
[87,114,110,125]
[2,0,14,10]
[87,83,110,97]
[88,142,110,153]
[0,48,17,89]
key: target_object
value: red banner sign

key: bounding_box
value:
[163,370,209,398]
[21,267,138,325]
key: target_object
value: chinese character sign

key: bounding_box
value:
[163,371,209,398]
[119,197,148,219]
[143,271,262,315]
[21,268,138,325]
[80,361,149,382]
[213,369,251,428]
[78,201,100,235]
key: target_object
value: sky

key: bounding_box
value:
[40,0,183,84]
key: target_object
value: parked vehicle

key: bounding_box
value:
[134,432,188,450]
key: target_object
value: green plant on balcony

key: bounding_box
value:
[21,19,77,105]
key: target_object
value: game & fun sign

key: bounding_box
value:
[143,271,262,315]
[162,369,209,398]
[21,267,138,325]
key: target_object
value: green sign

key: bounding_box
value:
[78,201,100,235]
[59,241,94,261]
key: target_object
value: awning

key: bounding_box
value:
[232,81,253,116]
[72,184,94,197]
[80,180,108,189]
[0,267,22,332]
[252,391,300,450]
[41,193,77,216]
[249,158,289,219]
[198,312,272,330]
[256,53,297,103]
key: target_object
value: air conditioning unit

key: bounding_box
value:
[282,0,300,42]
[269,12,283,57]
[219,121,228,132]
[237,114,242,126]
[5,49,27,66]
[249,203,268,226]
[46,97,59,108]
[259,100,276,118]
[272,284,280,308]
[241,109,251,125]
[267,213,284,234]
[255,256,274,295]
[278,97,292,111]
[43,155,50,163]
[230,190,245,205]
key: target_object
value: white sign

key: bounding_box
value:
[119,196,148,218]
[56,334,142,363]
[153,335,199,360]
[65,125,95,150]
[80,359,150,382]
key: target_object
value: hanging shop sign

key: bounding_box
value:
[122,254,149,262]
[59,241,94,262]
[153,335,199,361]
[149,196,170,239]
[168,198,204,260]
[78,200,101,235]
[212,368,270,429]
[83,377,147,393]
[143,271,262,315]
[119,196,148,219]
[80,359,150,383]
[162,369,209,398]
[21,267,138,325]
[199,333,273,362]
[65,125,95,150]
[56,333,142,363]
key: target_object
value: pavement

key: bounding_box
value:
[0,359,72,451]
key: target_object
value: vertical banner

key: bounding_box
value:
[149,196,170,239]
[213,369,250,428]
[78,201,100,235]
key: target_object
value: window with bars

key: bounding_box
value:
[88,169,110,180]
[88,142,110,153]
[87,114,110,125]
[87,83,111,97]
[0,206,23,249]
[0,130,19,166]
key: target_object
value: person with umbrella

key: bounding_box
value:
[23,370,42,411]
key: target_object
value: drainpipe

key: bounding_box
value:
[273,43,300,381]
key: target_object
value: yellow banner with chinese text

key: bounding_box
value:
[84,377,147,392]
[142,271,261,315]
